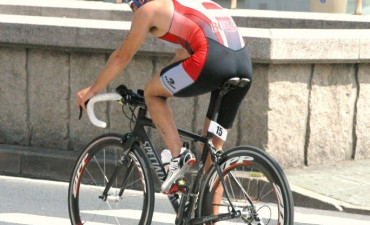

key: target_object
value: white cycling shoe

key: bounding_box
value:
[161,147,196,194]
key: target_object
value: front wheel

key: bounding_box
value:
[68,133,154,225]
[198,146,294,225]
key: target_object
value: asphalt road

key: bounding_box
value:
[0,175,369,225]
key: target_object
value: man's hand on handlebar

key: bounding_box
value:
[77,87,96,110]
[77,86,95,119]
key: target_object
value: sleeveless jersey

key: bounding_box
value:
[158,0,252,129]
[159,0,245,81]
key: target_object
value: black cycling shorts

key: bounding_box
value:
[160,39,253,129]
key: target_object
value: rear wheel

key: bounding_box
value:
[199,146,294,225]
[68,133,154,225]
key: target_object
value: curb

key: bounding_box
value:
[290,184,370,216]
[0,144,78,182]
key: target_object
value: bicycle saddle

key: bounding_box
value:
[222,77,251,88]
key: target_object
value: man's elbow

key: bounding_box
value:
[113,49,134,67]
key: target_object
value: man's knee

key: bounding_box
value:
[144,82,168,102]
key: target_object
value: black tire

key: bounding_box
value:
[68,133,154,225]
[198,146,294,225]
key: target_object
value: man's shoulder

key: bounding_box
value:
[142,0,169,9]
[136,0,171,17]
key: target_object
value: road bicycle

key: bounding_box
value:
[68,77,294,225]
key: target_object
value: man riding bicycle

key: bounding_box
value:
[77,0,252,194]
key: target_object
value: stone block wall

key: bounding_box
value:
[262,64,363,167]
[0,47,27,145]
[265,64,312,167]
[356,64,370,159]
[2,45,369,169]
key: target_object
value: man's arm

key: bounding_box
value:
[77,4,155,109]
[89,6,154,94]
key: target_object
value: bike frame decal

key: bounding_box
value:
[208,120,227,141]
[208,155,253,191]
[143,141,166,181]
[73,153,90,197]
[273,183,285,225]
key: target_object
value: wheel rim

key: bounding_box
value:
[69,143,150,225]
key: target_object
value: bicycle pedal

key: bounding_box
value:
[177,179,187,189]
[167,183,185,194]
[165,179,187,194]
[167,184,179,194]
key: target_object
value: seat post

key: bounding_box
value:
[209,88,228,123]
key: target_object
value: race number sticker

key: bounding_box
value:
[208,121,227,141]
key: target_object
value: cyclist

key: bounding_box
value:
[77,0,252,194]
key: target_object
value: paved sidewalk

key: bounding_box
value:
[285,159,370,215]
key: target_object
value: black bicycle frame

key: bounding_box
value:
[98,104,208,212]
[100,78,249,224]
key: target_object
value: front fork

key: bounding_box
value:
[98,155,130,201]
[99,133,136,201]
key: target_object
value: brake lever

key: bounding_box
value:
[79,106,83,120]
[78,100,90,120]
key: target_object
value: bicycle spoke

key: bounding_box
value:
[104,149,106,185]
[259,188,273,201]
[93,155,109,183]
[226,174,236,201]
[104,201,121,225]
[85,168,98,187]
[246,168,253,194]
[121,178,143,191]
[228,171,252,202]
[91,199,105,224]
[257,180,268,201]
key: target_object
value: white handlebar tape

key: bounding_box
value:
[86,93,122,128]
